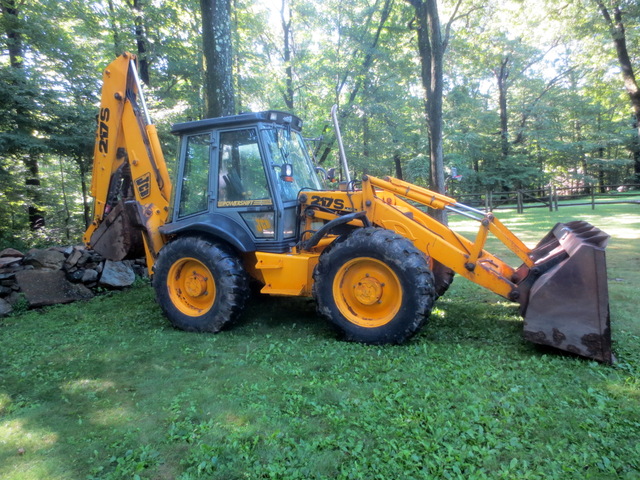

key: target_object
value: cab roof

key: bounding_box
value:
[171,110,303,135]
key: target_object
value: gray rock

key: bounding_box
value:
[82,269,99,283]
[23,249,66,270]
[15,269,94,307]
[0,248,24,258]
[65,248,83,268]
[67,270,85,282]
[0,256,22,268]
[0,298,12,317]
[99,260,135,288]
[5,291,23,306]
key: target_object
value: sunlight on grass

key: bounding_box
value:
[0,419,59,460]
[87,407,135,427]
[607,381,640,401]
[62,379,117,395]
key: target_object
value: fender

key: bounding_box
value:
[159,213,257,253]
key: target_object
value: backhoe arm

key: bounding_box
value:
[84,53,171,272]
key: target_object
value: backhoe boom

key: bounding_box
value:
[83,53,170,271]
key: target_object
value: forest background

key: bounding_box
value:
[0,0,639,249]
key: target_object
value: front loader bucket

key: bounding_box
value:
[521,221,612,363]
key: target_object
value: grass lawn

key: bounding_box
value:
[1,204,639,479]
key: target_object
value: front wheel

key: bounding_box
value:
[152,236,249,332]
[313,228,436,344]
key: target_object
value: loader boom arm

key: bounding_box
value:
[84,53,171,271]
[298,175,612,362]
[300,175,532,301]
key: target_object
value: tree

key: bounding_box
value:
[1,0,45,230]
[280,0,295,110]
[200,0,235,117]
[129,0,151,86]
[596,1,640,182]
[405,0,467,222]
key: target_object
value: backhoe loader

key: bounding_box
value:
[85,53,613,363]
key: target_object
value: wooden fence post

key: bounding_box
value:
[517,190,523,213]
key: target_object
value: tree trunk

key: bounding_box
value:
[107,0,123,57]
[362,114,370,163]
[495,56,510,161]
[1,0,44,230]
[281,0,294,110]
[25,155,44,230]
[1,0,22,68]
[406,0,448,224]
[394,153,404,180]
[597,2,640,182]
[131,0,150,85]
[232,0,243,112]
[200,0,235,118]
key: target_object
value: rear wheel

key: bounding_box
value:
[153,236,249,332]
[313,228,436,344]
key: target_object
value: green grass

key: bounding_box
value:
[1,205,639,479]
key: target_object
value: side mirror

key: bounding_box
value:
[314,166,337,183]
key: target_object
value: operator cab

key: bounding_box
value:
[161,111,322,253]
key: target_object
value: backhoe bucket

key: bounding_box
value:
[521,221,612,363]
[88,201,145,261]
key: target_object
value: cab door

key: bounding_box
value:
[215,127,279,247]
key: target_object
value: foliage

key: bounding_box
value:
[0,205,639,479]
[0,0,639,247]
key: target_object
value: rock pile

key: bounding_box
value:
[0,246,147,317]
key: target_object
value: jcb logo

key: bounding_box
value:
[135,173,151,199]
[255,218,272,233]
[98,108,110,154]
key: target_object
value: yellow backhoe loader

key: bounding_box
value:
[85,53,613,363]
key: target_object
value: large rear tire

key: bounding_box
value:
[152,236,249,332]
[313,227,436,344]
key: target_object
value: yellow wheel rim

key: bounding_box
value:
[333,257,402,328]
[167,257,216,316]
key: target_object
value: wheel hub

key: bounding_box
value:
[184,272,208,297]
[332,256,402,328]
[353,276,383,305]
[167,257,216,316]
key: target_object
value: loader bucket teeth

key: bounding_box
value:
[521,221,612,363]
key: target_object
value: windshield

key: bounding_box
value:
[265,128,322,201]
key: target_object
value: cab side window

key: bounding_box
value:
[178,133,210,218]
[218,129,270,205]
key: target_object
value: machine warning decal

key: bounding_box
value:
[134,173,151,199]
[310,195,345,210]
[218,199,273,207]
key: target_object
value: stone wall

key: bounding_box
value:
[0,246,147,317]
